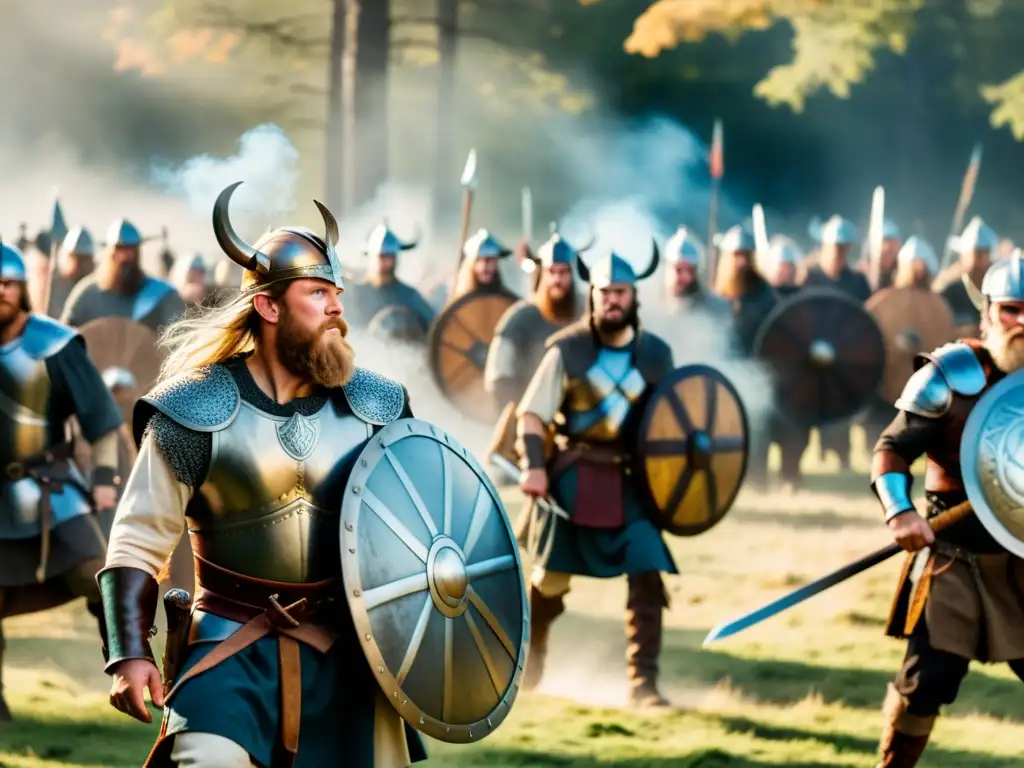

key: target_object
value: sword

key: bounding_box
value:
[941,143,983,270]
[867,185,885,290]
[702,500,974,646]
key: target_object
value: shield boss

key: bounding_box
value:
[79,317,165,423]
[961,370,1024,559]
[866,287,956,403]
[428,291,517,423]
[635,364,749,536]
[341,418,528,742]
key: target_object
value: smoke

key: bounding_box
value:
[151,124,301,237]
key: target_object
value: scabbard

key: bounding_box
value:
[160,588,193,697]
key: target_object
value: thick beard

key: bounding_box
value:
[985,325,1024,373]
[277,309,356,388]
[536,284,577,322]
[97,258,145,294]
[595,301,638,334]
[716,264,755,301]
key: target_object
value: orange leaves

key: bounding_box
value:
[624,0,774,58]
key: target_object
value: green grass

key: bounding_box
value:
[0,435,1019,766]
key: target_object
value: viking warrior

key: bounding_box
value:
[168,252,209,307]
[663,226,731,319]
[209,260,243,306]
[515,241,677,707]
[61,219,186,332]
[764,236,803,299]
[860,219,903,292]
[869,253,1024,767]
[712,226,777,357]
[346,224,435,340]
[484,229,584,408]
[0,240,123,721]
[44,226,96,317]
[99,183,427,766]
[451,229,517,301]
[803,215,872,301]
[933,216,997,336]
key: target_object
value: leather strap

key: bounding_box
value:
[279,635,302,765]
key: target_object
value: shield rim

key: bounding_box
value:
[753,287,885,427]
[960,369,1024,559]
[635,363,750,537]
[340,417,528,743]
[866,286,957,403]
[427,290,519,421]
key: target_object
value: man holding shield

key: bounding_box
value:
[870,253,1024,766]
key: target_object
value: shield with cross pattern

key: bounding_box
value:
[340,417,528,743]
[427,290,518,423]
[634,364,750,536]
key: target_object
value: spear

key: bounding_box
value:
[40,192,68,317]
[867,185,885,291]
[706,118,724,287]
[455,148,478,277]
[941,143,982,270]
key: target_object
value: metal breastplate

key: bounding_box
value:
[191,398,372,582]
[561,346,645,442]
[0,315,90,538]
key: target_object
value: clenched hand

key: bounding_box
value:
[888,511,935,553]
[110,658,164,723]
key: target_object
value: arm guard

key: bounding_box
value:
[97,566,159,673]
[872,472,915,522]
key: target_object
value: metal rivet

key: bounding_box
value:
[419,716,425,725]
[469,729,473,738]
[378,666,384,673]
[348,548,355,554]
[365,633,371,641]
[487,718,492,728]
[345,522,353,531]
[353,589,361,597]
[360,459,367,467]
[446,727,451,734]
[403,699,407,706]
[352,486,360,493]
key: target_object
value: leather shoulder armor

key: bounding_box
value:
[135,364,241,440]
[894,342,986,418]
[341,367,406,425]
[133,276,177,322]
[20,313,80,360]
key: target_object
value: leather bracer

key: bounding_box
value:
[96,566,158,674]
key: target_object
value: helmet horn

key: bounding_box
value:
[401,224,422,251]
[635,239,660,281]
[576,253,590,282]
[213,182,271,274]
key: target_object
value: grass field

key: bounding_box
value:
[1,435,1021,767]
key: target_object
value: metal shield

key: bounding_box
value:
[368,304,428,344]
[78,317,165,423]
[961,370,1024,559]
[635,364,749,536]
[754,288,885,427]
[866,287,957,403]
[428,290,518,423]
[341,418,528,743]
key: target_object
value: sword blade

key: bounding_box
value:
[702,541,901,646]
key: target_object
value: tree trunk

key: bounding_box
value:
[342,0,360,212]
[325,0,345,213]
[433,0,458,228]
[353,0,390,209]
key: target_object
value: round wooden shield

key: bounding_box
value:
[635,364,749,537]
[753,288,885,427]
[428,291,518,423]
[866,287,957,403]
[79,317,165,423]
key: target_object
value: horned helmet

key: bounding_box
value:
[576,240,659,328]
[664,226,704,266]
[363,223,420,257]
[213,181,343,293]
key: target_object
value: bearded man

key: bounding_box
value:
[663,226,731,320]
[516,242,677,708]
[44,226,96,317]
[803,215,872,301]
[933,216,997,337]
[345,224,435,340]
[98,183,427,767]
[61,219,185,332]
[169,252,210,307]
[450,229,517,302]
[484,229,584,408]
[869,253,1024,767]
[0,240,123,721]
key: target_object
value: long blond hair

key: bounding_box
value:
[158,281,287,381]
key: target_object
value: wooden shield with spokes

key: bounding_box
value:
[79,317,165,424]
[635,364,749,536]
[428,290,518,423]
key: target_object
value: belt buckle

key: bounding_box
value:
[4,463,25,481]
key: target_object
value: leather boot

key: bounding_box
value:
[876,684,934,767]
[522,586,565,691]
[0,622,11,722]
[626,572,669,708]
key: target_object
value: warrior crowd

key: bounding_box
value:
[0,196,1018,768]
